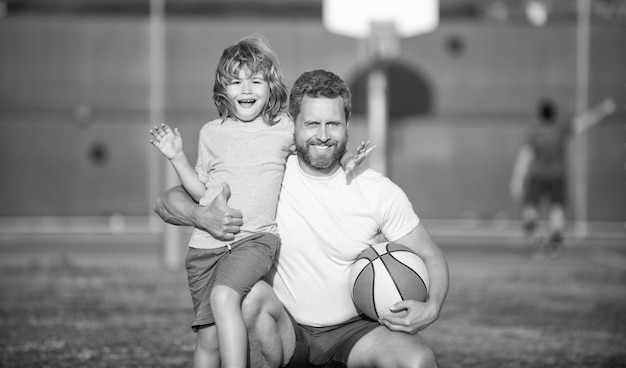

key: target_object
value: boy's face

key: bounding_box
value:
[225,66,270,122]
[294,96,348,176]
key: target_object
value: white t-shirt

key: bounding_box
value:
[271,155,420,326]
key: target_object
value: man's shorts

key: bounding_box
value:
[524,174,566,206]
[185,232,280,332]
[285,311,379,368]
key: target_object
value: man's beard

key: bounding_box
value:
[296,138,348,171]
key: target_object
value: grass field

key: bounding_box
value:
[1,241,625,367]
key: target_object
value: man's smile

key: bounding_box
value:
[312,144,332,150]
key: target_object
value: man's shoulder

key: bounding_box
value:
[352,167,388,184]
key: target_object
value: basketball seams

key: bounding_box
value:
[351,260,370,296]
[379,253,405,303]
[389,250,428,293]
[352,260,378,319]
[369,261,378,319]
[350,242,429,320]
[364,259,380,319]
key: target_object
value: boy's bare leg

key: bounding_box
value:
[547,204,565,258]
[193,325,220,368]
[521,205,542,254]
[211,285,247,368]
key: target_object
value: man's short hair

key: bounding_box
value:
[289,69,352,122]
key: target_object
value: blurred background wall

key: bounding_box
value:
[0,0,624,238]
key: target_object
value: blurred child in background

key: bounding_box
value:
[510,97,615,258]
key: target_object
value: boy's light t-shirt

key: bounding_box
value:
[189,115,293,250]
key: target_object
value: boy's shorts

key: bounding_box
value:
[524,175,566,206]
[185,232,280,332]
[285,311,379,368]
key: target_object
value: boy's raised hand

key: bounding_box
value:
[353,140,377,166]
[600,97,616,115]
[149,123,183,160]
[343,140,377,176]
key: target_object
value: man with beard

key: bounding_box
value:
[154,69,449,367]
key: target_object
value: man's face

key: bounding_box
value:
[294,96,348,176]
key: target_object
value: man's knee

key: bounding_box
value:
[241,281,274,324]
[241,281,294,367]
[350,328,438,368]
[367,346,438,368]
[410,346,437,368]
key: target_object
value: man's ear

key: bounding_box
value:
[289,118,295,134]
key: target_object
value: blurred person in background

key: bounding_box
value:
[510,97,615,258]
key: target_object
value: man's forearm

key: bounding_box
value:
[153,185,201,227]
[153,183,243,241]
[423,249,449,314]
[396,224,449,313]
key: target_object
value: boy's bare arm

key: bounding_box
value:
[572,98,615,135]
[149,123,206,201]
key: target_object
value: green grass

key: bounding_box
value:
[1,246,625,367]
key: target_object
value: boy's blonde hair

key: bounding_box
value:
[213,35,288,125]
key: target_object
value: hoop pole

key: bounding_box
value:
[573,0,591,238]
[366,22,399,176]
[148,0,164,229]
[367,66,388,175]
[150,0,181,269]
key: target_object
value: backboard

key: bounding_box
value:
[323,0,439,39]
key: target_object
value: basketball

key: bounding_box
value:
[349,242,429,320]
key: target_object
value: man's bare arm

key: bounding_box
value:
[153,183,243,241]
[378,224,449,334]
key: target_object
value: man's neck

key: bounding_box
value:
[296,155,341,177]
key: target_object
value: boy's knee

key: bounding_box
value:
[195,327,219,354]
[210,285,241,312]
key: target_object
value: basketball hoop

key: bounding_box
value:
[323,0,439,39]
[323,0,439,175]
[367,22,400,59]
